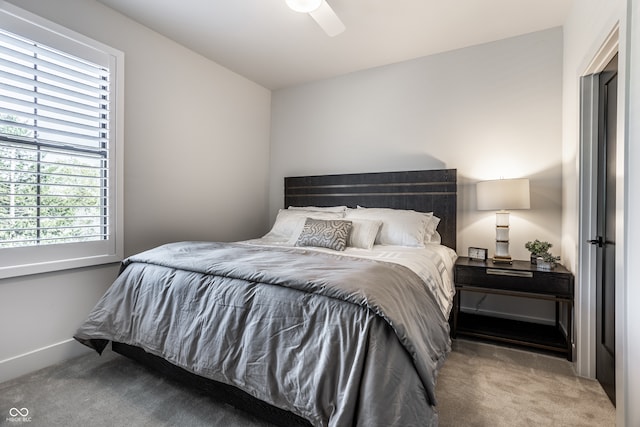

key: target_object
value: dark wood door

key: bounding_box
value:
[594,53,617,405]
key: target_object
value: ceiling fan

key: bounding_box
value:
[286,0,345,37]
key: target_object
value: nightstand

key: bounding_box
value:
[452,257,574,360]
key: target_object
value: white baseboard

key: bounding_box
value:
[0,339,92,384]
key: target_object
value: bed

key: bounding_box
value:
[74,168,457,427]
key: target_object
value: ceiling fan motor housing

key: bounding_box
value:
[286,0,322,13]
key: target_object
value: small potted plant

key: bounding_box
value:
[537,252,561,271]
[525,240,553,265]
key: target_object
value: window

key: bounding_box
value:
[0,4,123,278]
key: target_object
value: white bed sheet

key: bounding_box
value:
[242,237,458,319]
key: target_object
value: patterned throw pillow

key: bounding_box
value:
[295,218,353,251]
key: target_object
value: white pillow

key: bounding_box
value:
[288,206,347,213]
[424,215,441,243]
[348,218,383,250]
[347,207,431,247]
[264,209,345,241]
[426,231,442,245]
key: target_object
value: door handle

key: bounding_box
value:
[588,236,604,247]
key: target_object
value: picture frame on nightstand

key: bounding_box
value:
[468,247,488,261]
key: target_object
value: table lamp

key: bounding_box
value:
[477,178,530,263]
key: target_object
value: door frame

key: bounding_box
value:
[577,21,630,423]
[577,26,618,379]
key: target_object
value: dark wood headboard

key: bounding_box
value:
[284,169,457,250]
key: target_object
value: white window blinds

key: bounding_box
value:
[0,28,110,248]
[0,3,123,278]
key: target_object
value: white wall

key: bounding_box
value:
[0,0,271,382]
[563,0,640,424]
[270,28,564,322]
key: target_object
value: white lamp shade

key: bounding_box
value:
[476,178,530,211]
[286,0,322,13]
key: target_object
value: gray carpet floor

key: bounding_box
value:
[437,340,615,426]
[1,339,615,426]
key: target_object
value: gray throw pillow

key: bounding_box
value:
[295,218,353,251]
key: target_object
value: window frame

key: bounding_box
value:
[0,3,124,279]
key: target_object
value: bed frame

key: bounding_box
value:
[284,168,457,250]
[113,168,457,426]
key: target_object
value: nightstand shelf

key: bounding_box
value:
[456,312,568,354]
[452,257,574,360]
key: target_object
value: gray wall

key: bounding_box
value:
[270,28,563,262]
[0,0,271,382]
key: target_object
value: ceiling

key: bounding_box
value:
[96,0,574,90]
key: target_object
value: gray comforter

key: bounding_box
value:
[74,241,451,426]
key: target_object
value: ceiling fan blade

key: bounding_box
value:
[309,1,345,37]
